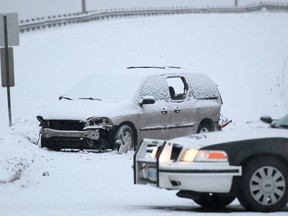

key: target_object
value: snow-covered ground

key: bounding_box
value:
[0,11,288,215]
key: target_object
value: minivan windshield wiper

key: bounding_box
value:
[79,97,102,101]
[279,124,288,129]
[60,96,73,100]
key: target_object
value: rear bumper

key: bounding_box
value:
[134,139,241,193]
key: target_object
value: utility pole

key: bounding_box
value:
[82,0,86,13]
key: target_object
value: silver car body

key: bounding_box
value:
[37,67,223,151]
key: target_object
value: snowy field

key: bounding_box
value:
[0,11,288,215]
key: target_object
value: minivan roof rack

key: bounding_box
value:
[127,66,181,70]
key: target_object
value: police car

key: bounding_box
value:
[133,113,288,212]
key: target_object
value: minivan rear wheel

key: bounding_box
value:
[197,121,213,133]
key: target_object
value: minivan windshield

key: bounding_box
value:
[65,74,144,102]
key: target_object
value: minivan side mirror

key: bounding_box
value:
[139,96,156,107]
[260,115,273,124]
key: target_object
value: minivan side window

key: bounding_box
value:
[166,76,188,100]
[139,76,169,101]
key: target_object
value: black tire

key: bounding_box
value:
[197,121,213,133]
[191,193,235,209]
[40,137,49,148]
[237,157,288,212]
[114,125,135,153]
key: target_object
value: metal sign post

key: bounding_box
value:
[1,48,14,87]
[4,15,12,126]
[0,13,19,127]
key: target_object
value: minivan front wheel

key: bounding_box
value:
[114,125,135,154]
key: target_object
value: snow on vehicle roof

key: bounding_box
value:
[186,73,220,100]
[64,67,218,102]
[64,67,181,101]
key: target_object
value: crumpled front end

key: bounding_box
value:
[134,138,241,193]
[37,116,115,151]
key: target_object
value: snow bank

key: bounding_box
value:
[0,119,38,183]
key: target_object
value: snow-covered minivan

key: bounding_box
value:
[37,66,223,153]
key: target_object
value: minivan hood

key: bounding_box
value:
[39,99,136,121]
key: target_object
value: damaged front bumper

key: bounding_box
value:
[37,116,114,150]
[41,128,100,140]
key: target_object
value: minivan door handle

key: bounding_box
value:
[161,108,168,114]
[174,107,180,113]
